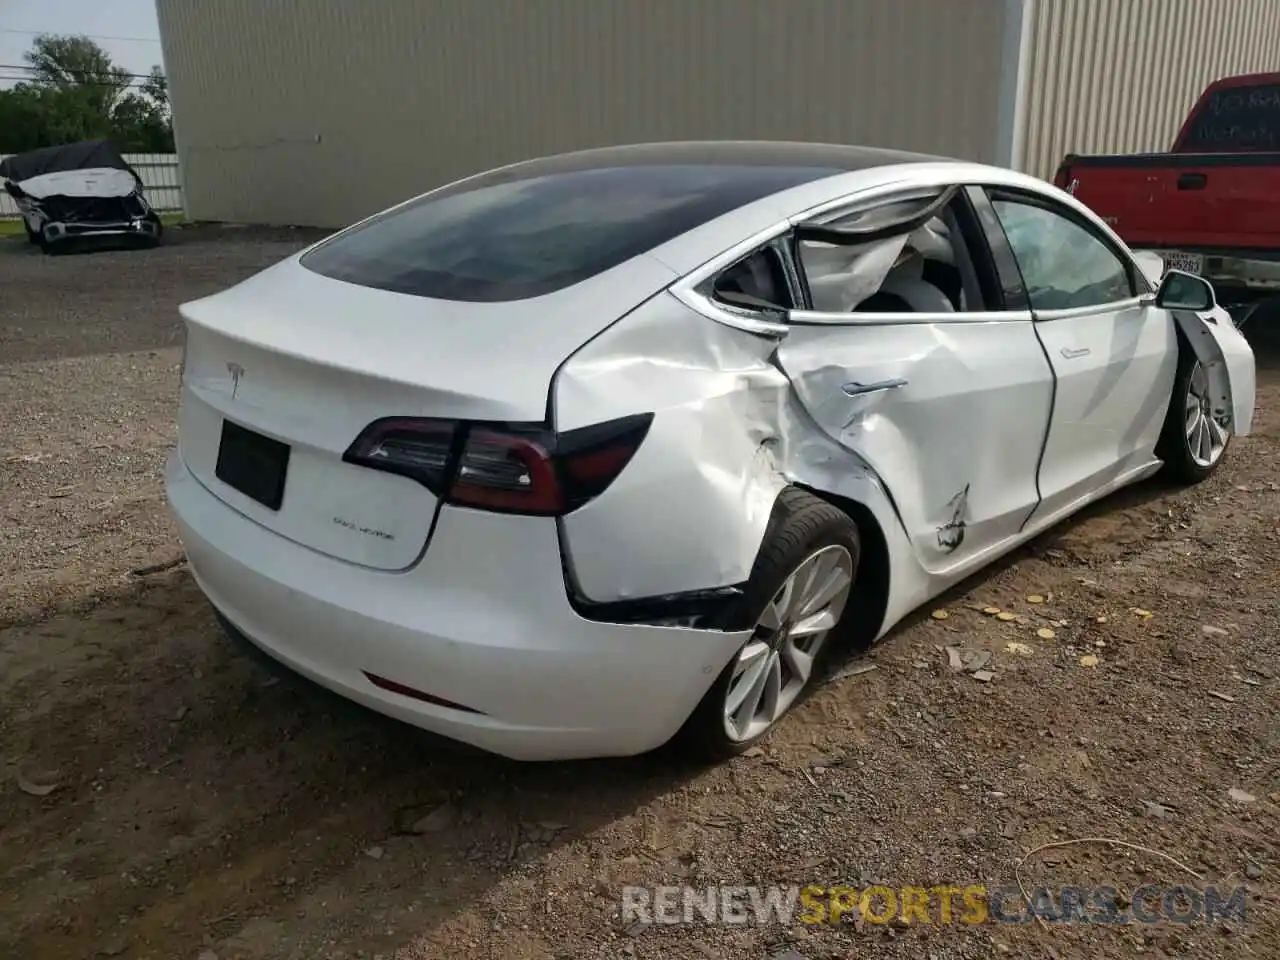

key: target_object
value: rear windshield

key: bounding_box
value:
[1181,83,1280,151]
[300,163,841,302]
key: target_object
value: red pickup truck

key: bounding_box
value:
[1054,71,1280,326]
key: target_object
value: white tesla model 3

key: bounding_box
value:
[166,142,1256,761]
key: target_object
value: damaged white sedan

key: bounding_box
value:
[166,142,1256,761]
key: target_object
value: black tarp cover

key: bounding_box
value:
[0,139,141,184]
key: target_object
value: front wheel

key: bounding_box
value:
[680,489,860,759]
[1157,347,1231,484]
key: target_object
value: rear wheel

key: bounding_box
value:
[680,489,860,759]
[1157,347,1231,484]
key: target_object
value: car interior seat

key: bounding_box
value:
[853,250,955,313]
[909,217,965,309]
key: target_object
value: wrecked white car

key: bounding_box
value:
[165,142,1256,762]
[0,139,163,253]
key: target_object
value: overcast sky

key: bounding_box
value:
[0,0,163,88]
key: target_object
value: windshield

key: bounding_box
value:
[300,163,842,302]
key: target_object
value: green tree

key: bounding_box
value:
[0,85,49,152]
[22,33,132,118]
[140,66,168,111]
[0,35,174,154]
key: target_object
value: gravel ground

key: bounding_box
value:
[1,229,1277,960]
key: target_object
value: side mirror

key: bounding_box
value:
[1155,269,1216,312]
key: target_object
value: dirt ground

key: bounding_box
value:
[1,228,1277,960]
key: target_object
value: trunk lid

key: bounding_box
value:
[176,253,676,570]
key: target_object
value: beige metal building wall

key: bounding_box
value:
[1019,0,1280,180]
[157,0,1010,228]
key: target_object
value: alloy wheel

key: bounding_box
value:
[722,544,855,742]
[1185,360,1230,468]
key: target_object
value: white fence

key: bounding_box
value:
[0,152,183,218]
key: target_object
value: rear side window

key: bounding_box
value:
[1181,83,1280,151]
[301,164,841,302]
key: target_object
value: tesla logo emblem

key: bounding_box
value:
[226,362,245,399]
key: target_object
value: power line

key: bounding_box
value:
[0,27,161,44]
[0,75,151,89]
[0,64,158,81]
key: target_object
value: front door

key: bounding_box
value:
[982,189,1176,527]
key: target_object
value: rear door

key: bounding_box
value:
[774,185,1054,572]
[976,187,1176,527]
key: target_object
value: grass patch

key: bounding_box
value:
[0,211,186,237]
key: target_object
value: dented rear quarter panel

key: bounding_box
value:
[552,292,931,641]
[552,293,790,604]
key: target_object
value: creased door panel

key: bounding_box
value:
[775,316,1052,572]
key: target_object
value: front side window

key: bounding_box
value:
[990,197,1134,311]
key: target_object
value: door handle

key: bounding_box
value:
[842,377,907,397]
[1177,172,1207,190]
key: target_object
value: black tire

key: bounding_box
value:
[679,488,861,760]
[1156,343,1230,484]
[24,222,39,245]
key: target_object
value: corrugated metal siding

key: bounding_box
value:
[1021,0,1280,179]
[157,0,1006,227]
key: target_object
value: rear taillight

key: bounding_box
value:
[343,414,652,516]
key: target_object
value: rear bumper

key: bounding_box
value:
[166,452,749,761]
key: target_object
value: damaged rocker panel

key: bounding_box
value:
[936,483,970,553]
